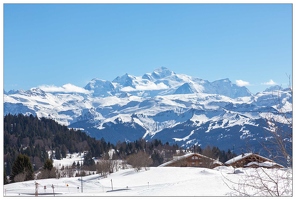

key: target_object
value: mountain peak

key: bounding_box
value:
[151,67,175,79]
[84,79,115,97]
[264,85,283,92]
[112,73,135,87]
[174,82,196,94]
[217,78,231,83]
[210,78,252,98]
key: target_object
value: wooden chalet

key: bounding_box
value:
[158,153,223,169]
[224,153,284,169]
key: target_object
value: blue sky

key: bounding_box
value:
[3,3,293,94]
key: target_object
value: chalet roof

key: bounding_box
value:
[245,161,284,168]
[158,153,223,167]
[224,153,273,165]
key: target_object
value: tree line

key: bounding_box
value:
[4,114,237,184]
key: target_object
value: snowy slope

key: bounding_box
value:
[3,165,292,196]
[3,150,292,196]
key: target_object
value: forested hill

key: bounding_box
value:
[3,114,237,176]
[3,114,179,174]
[4,114,115,174]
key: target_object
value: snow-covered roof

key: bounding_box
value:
[158,153,222,167]
[224,153,253,165]
[224,153,273,165]
[245,161,284,168]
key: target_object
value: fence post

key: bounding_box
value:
[35,182,38,196]
[52,184,55,196]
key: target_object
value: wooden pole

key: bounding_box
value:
[52,184,55,196]
[35,182,38,196]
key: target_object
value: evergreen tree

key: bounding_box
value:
[43,158,53,171]
[10,154,34,183]
[55,147,61,160]
[4,169,9,184]
[83,151,95,166]
[151,151,164,166]
[72,161,76,168]
[38,158,56,179]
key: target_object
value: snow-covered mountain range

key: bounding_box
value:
[4,67,292,159]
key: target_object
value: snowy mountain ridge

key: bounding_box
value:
[4,67,292,157]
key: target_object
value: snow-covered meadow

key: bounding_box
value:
[3,153,292,197]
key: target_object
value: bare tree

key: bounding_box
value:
[109,160,120,173]
[121,160,128,169]
[36,168,57,179]
[13,172,27,182]
[127,151,153,171]
[59,165,74,178]
[222,167,292,196]
[221,87,292,196]
[96,160,110,178]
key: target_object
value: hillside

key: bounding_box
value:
[4,67,292,165]
[3,114,113,175]
[4,114,238,180]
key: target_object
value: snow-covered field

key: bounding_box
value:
[3,165,292,197]
[1,166,237,196]
[3,152,292,197]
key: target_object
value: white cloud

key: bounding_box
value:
[262,79,277,86]
[236,80,250,87]
[39,84,91,94]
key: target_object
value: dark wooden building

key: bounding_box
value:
[158,153,223,169]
